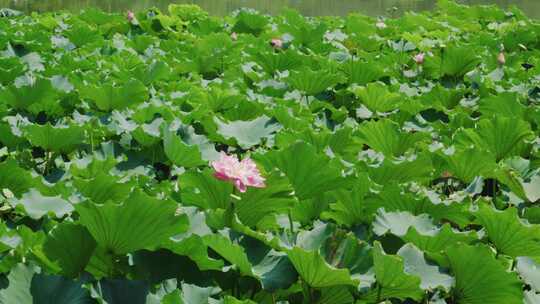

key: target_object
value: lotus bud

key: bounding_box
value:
[231,32,238,41]
[127,11,135,22]
[270,38,283,49]
[497,52,506,65]
[376,20,387,29]
[414,52,425,65]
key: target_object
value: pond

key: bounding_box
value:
[1,0,539,18]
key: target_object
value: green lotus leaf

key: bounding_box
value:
[0,264,93,304]
[287,247,357,288]
[352,82,402,113]
[0,77,57,113]
[43,223,97,278]
[438,148,497,183]
[516,257,540,292]
[179,168,233,209]
[365,153,433,184]
[76,191,188,254]
[445,244,523,304]
[373,209,438,237]
[397,243,454,291]
[0,160,35,197]
[256,141,348,200]
[287,68,342,96]
[363,242,423,302]
[236,171,297,227]
[341,61,386,85]
[10,188,74,219]
[252,49,303,75]
[475,204,540,257]
[79,79,149,111]
[403,224,477,254]
[440,45,480,77]
[73,173,133,204]
[232,10,268,35]
[163,125,205,168]
[478,92,526,119]
[214,115,281,149]
[24,123,85,153]
[202,234,253,276]
[168,4,208,22]
[358,119,427,157]
[456,116,532,161]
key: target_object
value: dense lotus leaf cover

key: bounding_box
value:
[0,0,539,303]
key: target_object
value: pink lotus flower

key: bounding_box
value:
[231,32,238,41]
[414,52,425,65]
[211,152,266,193]
[376,20,387,29]
[127,11,135,22]
[270,38,283,49]
[497,52,506,65]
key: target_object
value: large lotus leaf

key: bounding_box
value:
[0,78,57,112]
[367,185,472,228]
[279,8,326,46]
[456,116,532,161]
[363,242,423,302]
[478,92,526,119]
[373,209,438,237]
[0,160,35,197]
[73,173,133,204]
[31,273,94,304]
[516,257,540,292]
[214,115,281,149]
[317,286,354,304]
[24,123,85,153]
[439,148,497,183]
[287,68,342,96]
[0,264,93,304]
[0,57,24,84]
[251,250,297,291]
[445,244,523,304]
[365,153,433,185]
[202,234,253,276]
[341,61,386,85]
[232,10,268,35]
[132,61,172,85]
[403,224,477,254]
[79,79,149,111]
[358,119,426,157]
[43,223,97,278]
[256,142,348,200]
[397,243,454,291]
[475,205,540,257]
[76,191,188,254]
[10,189,74,219]
[92,279,149,304]
[163,126,205,168]
[287,247,357,288]
[252,50,303,75]
[166,235,224,271]
[322,234,373,279]
[0,263,35,303]
[321,175,370,227]
[236,171,297,227]
[179,169,233,209]
[440,45,480,77]
[523,175,540,203]
[352,82,402,113]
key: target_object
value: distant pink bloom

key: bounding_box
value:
[376,20,387,29]
[231,32,238,41]
[127,11,135,22]
[211,152,266,193]
[497,52,506,65]
[414,52,425,65]
[270,38,283,49]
